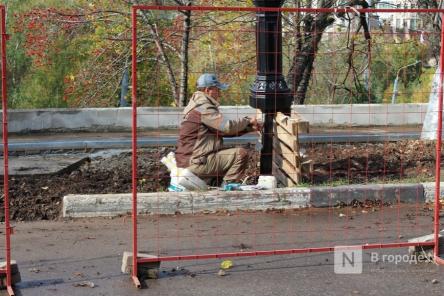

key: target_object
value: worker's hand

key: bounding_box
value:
[255,120,263,131]
[248,117,262,131]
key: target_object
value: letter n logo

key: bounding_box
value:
[334,246,363,274]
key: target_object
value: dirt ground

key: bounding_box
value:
[0,140,441,221]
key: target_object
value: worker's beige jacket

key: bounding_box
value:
[176,91,251,168]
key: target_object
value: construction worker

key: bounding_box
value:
[175,73,262,185]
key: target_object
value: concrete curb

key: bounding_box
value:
[310,183,424,207]
[421,182,444,203]
[62,188,311,218]
[63,183,434,218]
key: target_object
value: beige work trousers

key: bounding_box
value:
[188,147,250,183]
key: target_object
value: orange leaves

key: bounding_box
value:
[15,8,86,68]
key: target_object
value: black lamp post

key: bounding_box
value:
[250,0,292,175]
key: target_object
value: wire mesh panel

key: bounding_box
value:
[0,5,16,296]
[130,4,444,287]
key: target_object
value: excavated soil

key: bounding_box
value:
[0,140,441,221]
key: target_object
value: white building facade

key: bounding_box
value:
[375,0,422,30]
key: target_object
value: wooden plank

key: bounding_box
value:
[272,162,285,186]
[274,124,299,153]
[274,152,300,184]
[275,112,297,135]
[275,112,309,135]
[272,162,296,187]
[301,159,314,175]
[292,112,304,121]
[292,113,310,134]
[273,136,300,168]
[296,121,309,134]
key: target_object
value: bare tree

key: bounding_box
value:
[286,0,371,104]
[173,0,192,107]
[130,0,193,107]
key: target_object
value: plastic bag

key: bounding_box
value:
[161,152,208,192]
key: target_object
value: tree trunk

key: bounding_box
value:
[295,53,315,104]
[287,0,370,105]
[179,8,191,107]
[148,23,179,105]
[287,14,333,104]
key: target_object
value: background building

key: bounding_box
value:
[375,0,422,30]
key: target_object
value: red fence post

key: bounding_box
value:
[1,5,15,296]
[434,12,444,265]
[131,6,141,288]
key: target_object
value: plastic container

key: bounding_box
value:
[168,184,186,192]
[257,175,277,189]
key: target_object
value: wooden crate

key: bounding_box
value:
[272,112,310,187]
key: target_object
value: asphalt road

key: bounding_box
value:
[3,206,443,296]
[1,126,423,152]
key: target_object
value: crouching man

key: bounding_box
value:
[175,73,261,186]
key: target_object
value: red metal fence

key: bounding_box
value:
[1,5,15,296]
[131,5,444,288]
[434,11,444,265]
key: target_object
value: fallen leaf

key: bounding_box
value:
[73,272,84,277]
[220,260,233,270]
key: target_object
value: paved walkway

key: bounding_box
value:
[3,207,443,296]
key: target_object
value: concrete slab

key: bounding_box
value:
[0,260,19,275]
[421,182,444,203]
[121,251,160,279]
[63,184,428,218]
[408,231,444,258]
[0,154,89,176]
[0,260,21,286]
